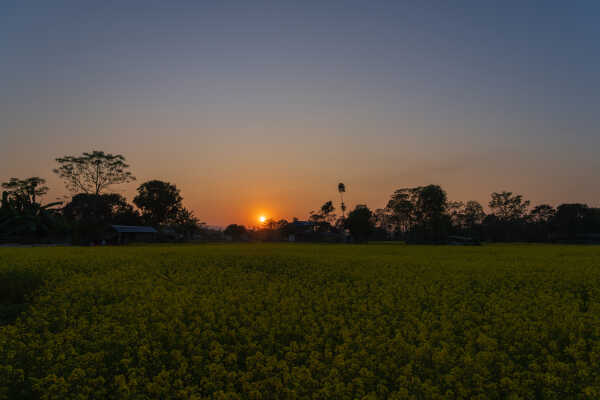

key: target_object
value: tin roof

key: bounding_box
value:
[111,225,157,233]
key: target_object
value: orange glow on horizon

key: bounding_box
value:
[259,215,267,223]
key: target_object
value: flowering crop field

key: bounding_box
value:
[1,244,600,399]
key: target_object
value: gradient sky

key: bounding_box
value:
[1,1,599,226]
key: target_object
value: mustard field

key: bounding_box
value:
[1,243,600,399]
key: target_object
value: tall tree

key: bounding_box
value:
[416,185,447,222]
[54,150,135,195]
[133,180,183,226]
[338,182,346,219]
[386,185,449,241]
[415,185,449,241]
[386,188,416,233]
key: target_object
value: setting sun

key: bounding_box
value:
[259,215,266,223]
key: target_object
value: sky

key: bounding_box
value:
[1,1,599,227]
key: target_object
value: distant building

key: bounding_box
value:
[110,225,157,244]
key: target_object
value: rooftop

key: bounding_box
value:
[111,225,157,234]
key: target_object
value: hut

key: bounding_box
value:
[110,225,157,244]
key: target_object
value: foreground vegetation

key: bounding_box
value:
[1,244,599,399]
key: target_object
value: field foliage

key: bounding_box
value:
[1,244,599,399]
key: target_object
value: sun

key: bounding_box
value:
[259,215,267,223]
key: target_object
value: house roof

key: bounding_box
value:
[111,225,157,233]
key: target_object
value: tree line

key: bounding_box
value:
[1,151,204,244]
[2,152,599,244]
[380,185,600,244]
[227,184,600,244]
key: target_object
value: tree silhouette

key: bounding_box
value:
[172,207,204,240]
[386,188,416,234]
[489,191,530,221]
[133,180,183,226]
[338,182,346,219]
[0,189,62,239]
[54,150,135,195]
[529,204,555,223]
[345,204,373,243]
[224,224,247,241]
[63,193,139,225]
[2,177,48,205]
[553,204,589,240]
[320,201,336,225]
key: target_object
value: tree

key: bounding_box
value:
[320,201,336,224]
[463,200,485,227]
[308,201,337,233]
[224,224,247,241]
[338,183,346,219]
[308,211,325,231]
[526,204,555,242]
[414,185,449,242]
[387,185,449,242]
[0,190,63,240]
[1,177,63,240]
[345,204,374,243]
[62,193,141,243]
[133,180,183,226]
[259,218,288,232]
[255,218,289,241]
[447,200,485,240]
[63,193,140,225]
[275,219,289,233]
[2,177,48,206]
[529,204,555,223]
[448,201,465,228]
[489,191,530,221]
[553,203,589,240]
[171,207,204,240]
[484,191,530,242]
[54,150,135,195]
[416,185,447,222]
[386,188,416,233]
[373,208,393,231]
[372,208,394,240]
[263,218,278,230]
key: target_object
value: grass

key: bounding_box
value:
[0,243,599,399]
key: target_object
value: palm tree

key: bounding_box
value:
[338,182,346,219]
